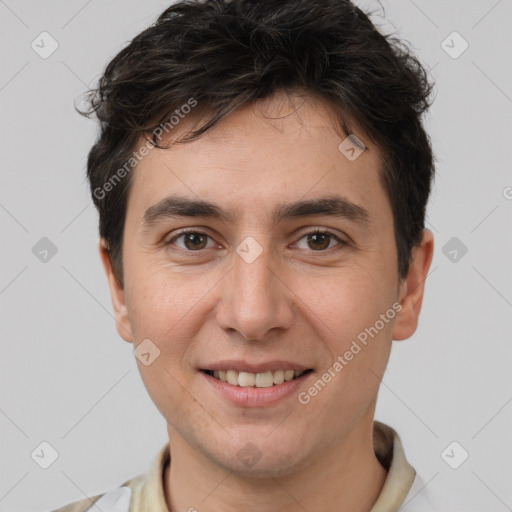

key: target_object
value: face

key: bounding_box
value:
[101,92,432,476]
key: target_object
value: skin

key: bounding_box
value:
[99,92,434,512]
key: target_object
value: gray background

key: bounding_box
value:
[1,0,511,510]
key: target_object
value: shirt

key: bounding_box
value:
[49,420,438,512]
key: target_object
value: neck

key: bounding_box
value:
[163,417,388,512]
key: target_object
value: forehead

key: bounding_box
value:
[126,93,390,228]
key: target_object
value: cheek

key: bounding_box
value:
[126,270,202,420]
[126,264,222,367]
[135,355,199,434]
[301,269,396,345]
[125,269,187,353]
[298,274,395,415]
[295,269,397,411]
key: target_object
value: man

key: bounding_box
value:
[54,0,437,510]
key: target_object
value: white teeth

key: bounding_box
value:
[238,371,255,387]
[284,370,295,381]
[255,371,274,388]
[273,369,285,385]
[226,370,238,386]
[209,369,307,387]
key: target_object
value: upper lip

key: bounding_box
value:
[201,360,312,373]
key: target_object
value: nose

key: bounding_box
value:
[215,242,294,342]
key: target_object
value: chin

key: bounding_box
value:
[207,431,312,478]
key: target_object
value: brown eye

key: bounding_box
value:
[167,231,214,251]
[306,232,331,250]
[295,229,347,252]
[183,232,208,250]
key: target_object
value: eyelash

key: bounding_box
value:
[165,228,349,253]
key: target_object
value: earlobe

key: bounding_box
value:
[392,229,434,341]
[98,239,133,343]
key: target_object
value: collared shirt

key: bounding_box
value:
[50,421,439,512]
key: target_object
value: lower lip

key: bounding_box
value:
[201,371,312,407]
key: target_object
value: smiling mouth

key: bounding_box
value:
[202,369,313,388]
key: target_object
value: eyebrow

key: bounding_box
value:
[141,194,371,230]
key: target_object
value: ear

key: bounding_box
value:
[98,238,133,343]
[392,229,434,341]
